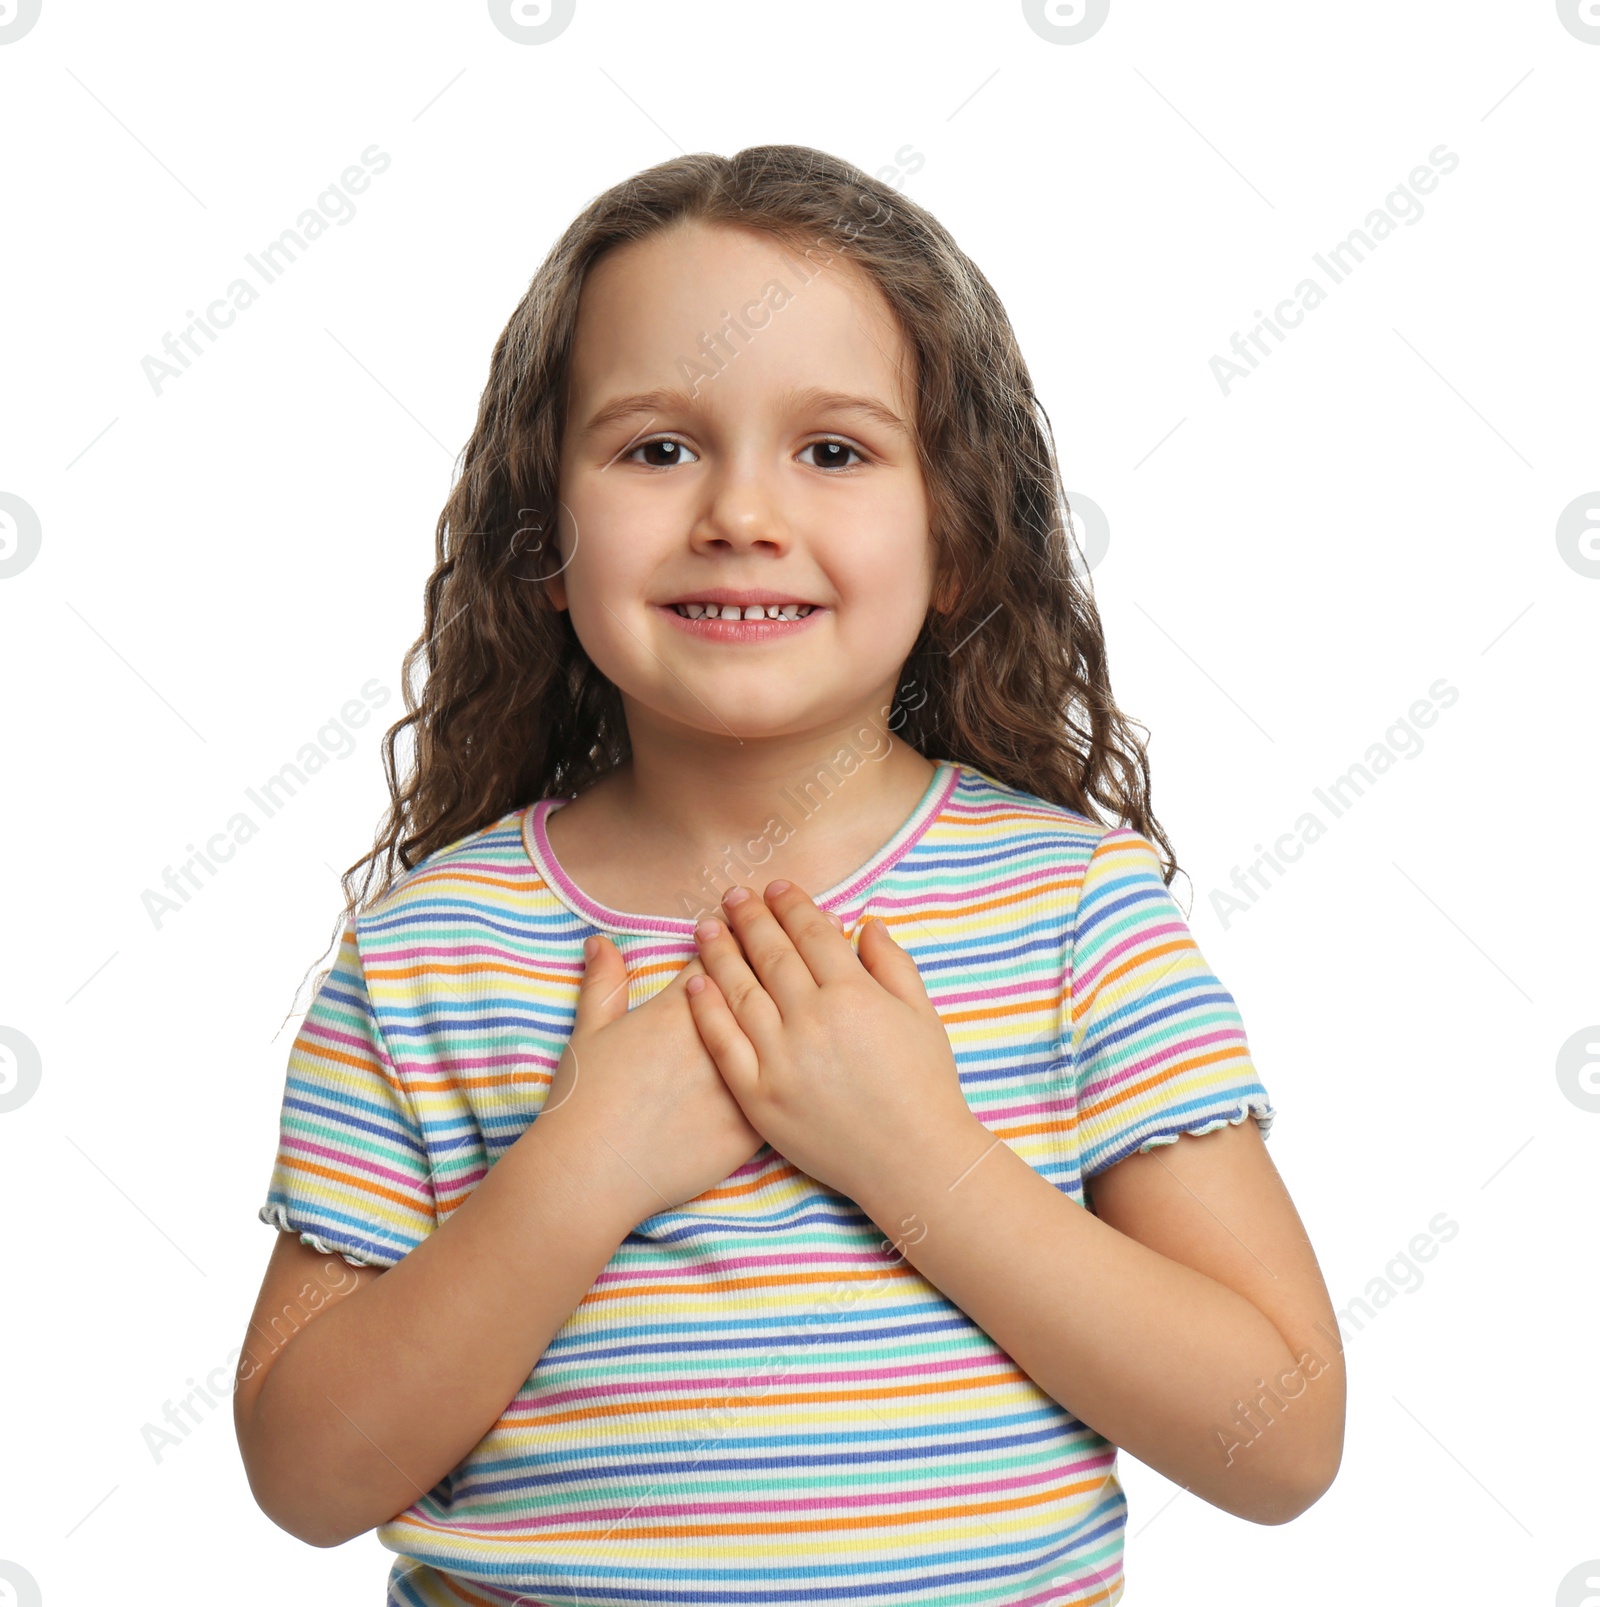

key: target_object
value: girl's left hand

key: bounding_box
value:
[685,881,978,1201]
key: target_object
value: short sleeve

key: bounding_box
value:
[1068,827,1276,1182]
[257,921,437,1268]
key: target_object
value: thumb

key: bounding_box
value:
[574,932,631,1030]
[856,917,928,1007]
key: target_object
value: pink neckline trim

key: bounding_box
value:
[521,762,961,937]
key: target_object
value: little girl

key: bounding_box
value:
[236,145,1344,1607]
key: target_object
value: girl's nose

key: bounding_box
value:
[693,470,792,554]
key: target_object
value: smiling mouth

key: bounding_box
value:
[669,602,817,620]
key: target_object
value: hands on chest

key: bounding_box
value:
[539,882,975,1224]
[681,880,976,1203]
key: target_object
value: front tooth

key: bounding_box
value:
[678,602,817,620]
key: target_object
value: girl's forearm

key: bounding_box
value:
[238,1121,640,1547]
[850,1114,1338,1526]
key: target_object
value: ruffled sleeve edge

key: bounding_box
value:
[1130,1094,1277,1158]
[258,1201,398,1269]
[1086,1094,1278,1183]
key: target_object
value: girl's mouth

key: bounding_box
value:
[655,602,827,643]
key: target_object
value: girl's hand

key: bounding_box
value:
[684,882,978,1201]
[538,937,766,1227]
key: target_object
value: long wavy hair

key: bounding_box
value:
[307,143,1183,996]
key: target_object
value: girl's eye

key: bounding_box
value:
[800,438,866,472]
[624,437,867,472]
[627,438,700,469]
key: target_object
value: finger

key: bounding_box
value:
[711,886,819,1016]
[757,882,862,991]
[693,911,783,1043]
[854,916,931,1007]
[550,933,628,1120]
[575,932,632,1025]
[684,969,759,1095]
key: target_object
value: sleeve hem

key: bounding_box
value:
[1087,1094,1277,1180]
[257,1201,399,1269]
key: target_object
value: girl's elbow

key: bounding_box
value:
[1256,1446,1343,1526]
[245,1473,366,1549]
[236,1419,364,1549]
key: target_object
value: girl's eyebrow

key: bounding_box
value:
[579,385,911,440]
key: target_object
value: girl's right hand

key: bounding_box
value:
[532,933,767,1226]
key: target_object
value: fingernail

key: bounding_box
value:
[583,935,597,961]
[695,918,721,942]
[766,879,792,896]
[723,886,751,907]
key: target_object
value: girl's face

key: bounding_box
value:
[548,219,935,749]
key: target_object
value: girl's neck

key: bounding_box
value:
[544,738,941,923]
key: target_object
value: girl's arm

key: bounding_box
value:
[234,1120,641,1547]
[855,1109,1345,1526]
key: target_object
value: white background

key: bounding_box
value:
[2,1,1596,1602]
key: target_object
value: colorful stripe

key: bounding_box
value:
[257,761,1275,1605]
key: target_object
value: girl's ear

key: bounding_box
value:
[517,508,569,610]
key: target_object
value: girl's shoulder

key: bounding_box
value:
[356,801,540,929]
[942,760,1126,849]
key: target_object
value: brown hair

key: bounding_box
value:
[315,143,1182,985]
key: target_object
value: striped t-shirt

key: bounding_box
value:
[257,759,1276,1607]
